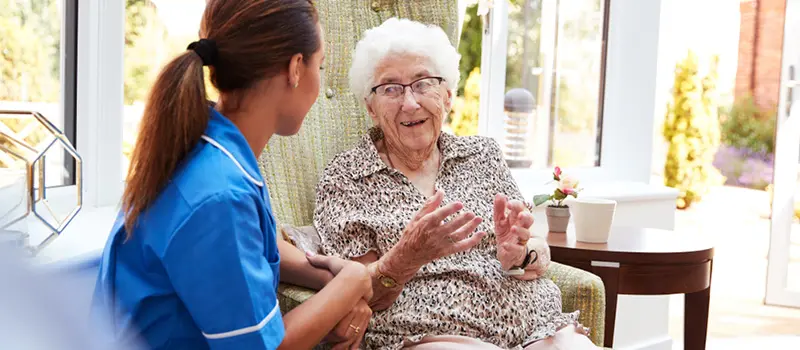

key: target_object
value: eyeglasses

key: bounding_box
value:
[370,77,445,99]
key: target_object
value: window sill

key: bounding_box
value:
[511,168,678,204]
[30,204,118,266]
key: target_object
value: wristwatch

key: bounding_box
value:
[372,262,399,288]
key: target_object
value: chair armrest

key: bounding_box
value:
[277,282,317,314]
[544,262,606,347]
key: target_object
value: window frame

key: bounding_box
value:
[48,0,125,210]
[49,0,664,208]
[479,0,658,185]
[1,0,79,187]
[62,0,79,186]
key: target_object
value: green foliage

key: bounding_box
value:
[457,4,483,96]
[0,0,61,102]
[662,52,725,209]
[450,68,481,136]
[533,189,575,207]
[124,0,168,104]
[719,95,776,154]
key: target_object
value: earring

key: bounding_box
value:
[293,82,299,89]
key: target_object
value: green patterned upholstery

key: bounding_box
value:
[544,262,606,346]
[259,1,606,347]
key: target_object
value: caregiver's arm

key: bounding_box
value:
[277,239,333,290]
[278,255,372,350]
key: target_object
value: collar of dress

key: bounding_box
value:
[348,126,485,180]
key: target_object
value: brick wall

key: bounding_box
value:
[735,0,786,112]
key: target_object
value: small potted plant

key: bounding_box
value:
[533,167,582,232]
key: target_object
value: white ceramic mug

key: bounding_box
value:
[571,197,617,243]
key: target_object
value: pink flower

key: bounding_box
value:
[553,166,562,180]
[558,175,578,193]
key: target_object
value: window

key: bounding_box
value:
[122,0,210,176]
[478,0,609,170]
[1,0,78,188]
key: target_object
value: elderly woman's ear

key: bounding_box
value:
[365,98,379,123]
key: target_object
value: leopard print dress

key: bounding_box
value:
[314,128,579,350]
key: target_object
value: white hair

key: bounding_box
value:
[348,17,461,104]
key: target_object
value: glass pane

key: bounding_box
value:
[502,0,606,169]
[122,0,210,176]
[0,0,67,186]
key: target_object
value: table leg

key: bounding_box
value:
[684,263,711,350]
[591,266,619,348]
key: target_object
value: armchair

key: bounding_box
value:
[254,3,605,344]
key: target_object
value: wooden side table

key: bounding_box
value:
[545,227,714,350]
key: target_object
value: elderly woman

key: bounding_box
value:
[313,18,597,350]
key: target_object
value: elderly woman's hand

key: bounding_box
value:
[494,194,535,270]
[385,189,487,275]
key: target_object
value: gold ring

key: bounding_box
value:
[349,324,360,334]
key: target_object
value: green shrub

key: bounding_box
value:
[662,52,725,209]
[719,95,776,154]
[450,68,481,136]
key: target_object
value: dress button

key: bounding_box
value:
[371,1,381,11]
[325,88,335,99]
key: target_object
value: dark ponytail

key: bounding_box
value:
[122,0,319,235]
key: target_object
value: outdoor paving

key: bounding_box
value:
[666,185,800,349]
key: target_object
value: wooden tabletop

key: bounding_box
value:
[544,226,714,264]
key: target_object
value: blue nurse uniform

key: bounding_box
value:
[92,107,284,350]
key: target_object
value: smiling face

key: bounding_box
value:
[366,53,452,163]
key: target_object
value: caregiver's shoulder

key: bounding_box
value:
[141,141,262,234]
[170,141,262,205]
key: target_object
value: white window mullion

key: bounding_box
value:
[76,0,125,208]
[478,0,509,143]
[599,0,662,183]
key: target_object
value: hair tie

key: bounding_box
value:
[187,39,218,66]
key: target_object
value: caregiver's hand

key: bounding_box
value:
[387,189,486,272]
[325,299,371,350]
[494,194,535,270]
[307,253,373,301]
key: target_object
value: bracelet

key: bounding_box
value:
[505,246,539,276]
[511,245,532,270]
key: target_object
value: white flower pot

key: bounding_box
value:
[571,197,617,243]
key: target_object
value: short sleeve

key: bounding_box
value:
[485,138,526,203]
[313,175,378,259]
[162,191,284,350]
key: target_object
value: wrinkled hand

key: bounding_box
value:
[494,194,535,270]
[392,189,487,270]
[325,299,372,350]
[306,253,373,301]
